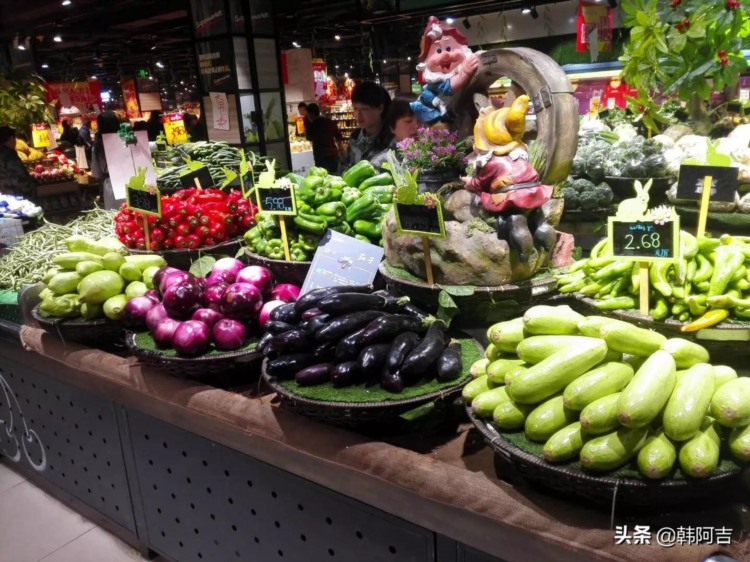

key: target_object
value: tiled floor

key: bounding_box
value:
[0,460,154,562]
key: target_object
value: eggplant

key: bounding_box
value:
[299,314,332,334]
[357,344,392,380]
[256,331,274,353]
[359,314,426,346]
[317,293,410,315]
[294,284,374,313]
[264,320,296,335]
[386,332,420,374]
[301,307,324,320]
[315,310,386,342]
[294,363,333,386]
[400,322,448,380]
[401,302,432,321]
[263,330,314,358]
[331,361,361,387]
[313,341,337,362]
[335,327,368,362]
[436,342,463,381]
[270,302,301,324]
[266,353,317,378]
[381,370,404,393]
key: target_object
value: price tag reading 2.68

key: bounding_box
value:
[255,185,297,216]
[607,219,680,263]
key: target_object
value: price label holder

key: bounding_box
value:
[255,181,297,262]
[300,230,384,295]
[31,124,50,149]
[161,112,188,145]
[126,168,162,250]
[239,152,255,199]
[394,193,445,286]
[179,161,215,189]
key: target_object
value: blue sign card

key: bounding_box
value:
[300,230,384,295]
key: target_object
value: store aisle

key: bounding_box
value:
[0,461,155,562]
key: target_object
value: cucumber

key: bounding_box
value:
[710,378,750,428]
[637,430,677,479]
[678,418,721,478]
[470,358,490,378]
[462,375,491,402]
[504,365,528,391]
[580,427,649,472]
[522,305,583,335]
[484,343,505,361]
[487,358,526,385]
[516,335,599,364]
[563,362,634,411]
[508,338,607,404]
[663,363,715,442]
[486,318,526,353]
[660,338,710,369]
[728,423,750,462]
[713,365,738,391]
[524,395,578,442]
[617,351,677,428]
[580,393,622,435]
[493,399,535,430]
[471,386,510,419]
[600,323,667,356]
[543,422,587,463]
[577,315,629,339]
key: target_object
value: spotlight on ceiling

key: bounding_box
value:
[41,62,49,69]
[523,6,539,18]
[383,59,387,64]
[53,34,62,42]
[463,18,471,29]
[156,61,164,68]
[407,56,411,61]
[334,35,341,41]
[292,41,301,48]
[61,0,71,5]
[445,17,454,24]
[91,75,97,80]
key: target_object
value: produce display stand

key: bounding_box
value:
[33,180,82,223]
[0,308,745,562]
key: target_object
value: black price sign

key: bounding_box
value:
[179,165,216,189]
[126,186,161,217]
[394,202,445,238]
[607,219,679,262]
[255,185,297,215]
[676,165,738,203]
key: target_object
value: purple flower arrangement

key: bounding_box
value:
[396,127,467,171]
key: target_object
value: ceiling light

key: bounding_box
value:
[335,65,339,68]
[91,75,97,80]
[53,34,62,42]
[61,0,71,5]
[17,44,25,51]
[151,45,157,51]
[41,62,49,69]
[522,6,531,13]
[524,6,539,18]
[292,41,301,48]
[407,56,411,61]
[156,61,164,68]
[445,18,454,24]
[334,35,341,41]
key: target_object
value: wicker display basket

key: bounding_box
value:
[125,331,263,386]
[31,305,124,347]
[379,262,558,330]
[129,237,244,270]
[243,249,311,287]
[605,176,672,204]
[466,405,743,508]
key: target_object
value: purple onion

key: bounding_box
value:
[162,281,203,320]
[172,320,211,356]
[235,266,274,296]
[146,304,168,332]
[270,283,301,303]
[152,318,181,348]
[220,282,263,320]
[211,319,247,351]
[121,296,158,329]
[192,308,224,329]
[203,282,228,311]
[258,300,285,330]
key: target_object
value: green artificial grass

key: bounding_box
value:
[134,330,258,358]
[383,261,554,286]
[675,205,750,232]
[0,290,18,306]
[276,336,480,403]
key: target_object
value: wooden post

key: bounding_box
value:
[141,212,151,250]
[422,236,434,285]
[639,262,649,316]
[279,216,291,262]
[696,175,713,239]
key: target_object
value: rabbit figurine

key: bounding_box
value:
[615,179,653,220]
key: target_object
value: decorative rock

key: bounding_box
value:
[443,189,482,223]
[551,232,576,269]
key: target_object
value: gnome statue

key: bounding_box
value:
[410,16,480,125]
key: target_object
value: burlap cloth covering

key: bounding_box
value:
[18,326,750,562]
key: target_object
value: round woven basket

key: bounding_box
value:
[125,332,263,386]
[129,237,244,270]
[244,249,311,286]
[605,176,672,204]
[465,405,743,508]
[379,263,558,329]
[31,305,124,347]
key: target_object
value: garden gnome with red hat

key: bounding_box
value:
[410,16,480,125]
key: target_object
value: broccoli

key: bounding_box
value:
[594,183,614,207]
[571,154,586,177]
[561,187,579,210]
[585,149,608,182]
[571,178,596,193]
[578,190,600,210]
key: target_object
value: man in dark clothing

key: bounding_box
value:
[305,103,343,174]
[0,126,37,200]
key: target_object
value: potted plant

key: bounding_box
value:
[0,72,56,141]
[397,127,467,193]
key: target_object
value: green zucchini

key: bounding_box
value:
[637,430,677,479]
[563,362,634,411]
[710,378,750,428]
[580,426,649,472]
[522,304,583,335]
[524,395,578,442]
[663,363,715,442]
[617,351,677,428]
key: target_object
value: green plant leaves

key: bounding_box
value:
[189,255,216,277]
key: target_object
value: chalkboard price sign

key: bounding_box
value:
[179,164,216,189]
[607,218,679,263]
[255,185,297,216]
[676,164,738,203]
[394,202,445,238]
[126,185,162,217]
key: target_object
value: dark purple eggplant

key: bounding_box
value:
[294,284,374,313]
[316,293,410,315]
[357,344,391,380]
[257,331,275,353]
[299,314,332,334]
[331,361,361,387]
[301,307,324,320]
[270,302,301,324]
[264,320,296,335]
[386,331,420,374]
[335,327,368,362]
[294,363,333,386]
[381,370,404,393]
[359,314,426,346]
[400,322,448,380]
[436,342,463,381]
[315,310,385,342]
[266,353,317,378]
[313,341,337,362]
[263,330,314,358]
[401,302,431,321]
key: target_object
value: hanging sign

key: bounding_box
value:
[196,39,233,92]
[161,112,188,145]
[576,1,613,54]
[31,124,51,148]
[210,92,230,131]
[121,78,141,120]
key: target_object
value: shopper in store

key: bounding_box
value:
[386,93,421,143]
[77,118,93,162]
[0,126,38,199]
[339,82,393,172]
[59,119,79,146]
[90,111,123,210]
[305,103,344,174]
[146,111,162,142]
[297,101,311,135]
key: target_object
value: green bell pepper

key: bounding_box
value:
[362,184,394,203]
[345,193,380,223]
[708,245,745,298]
[342,187,361,206]
[354,234,370,243]
[313,184,336,206]
[285,172,305,185]
[329,177,347,190]
[293,212,328,234]
[243,225,263,248]
[297,233,320,252]
[353,219,382,239]
[289,242,309,262]
[316,201,346,225]
[330,187,343,202]
[308,166,329,178]
[358,172,393,191]
[264,239,285,260]
[331,222,353,236]
[342,160,377,188]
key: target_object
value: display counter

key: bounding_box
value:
[0,322,747,562]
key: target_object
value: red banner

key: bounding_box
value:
[576,1,613,53]
[45,80,101,109]
[121,79,141,120]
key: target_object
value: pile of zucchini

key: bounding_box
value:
[465,305,750,479]
[260,285,463,393]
